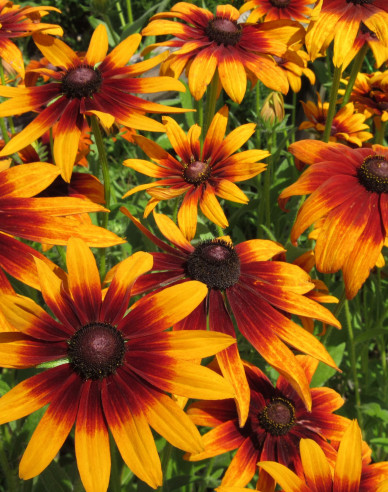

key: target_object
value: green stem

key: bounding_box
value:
[102,13,120,45]
[342,44,368,107]
[322,65,342,143]
[322,288,347,345]
[344,299,364,429]
[0,430,18,492]
[194,98,204,133]
[376,120,386,145]
[198,457,215,492]
[291,90,297,143]
[255,82,261,149]
[115,1,126,28]
[109,434,121,492]
[160,442,173,491]
[203,71,220,137]
[126,0,133,24]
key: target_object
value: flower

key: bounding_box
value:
[305,0,388,68]
[120,208,341,426]
[186,355,350,488]
[299,95,373,146]
[258,420,388,492]
[123,106,269,240]
[0,1,62,78]
[0,239,236,491]
[279,140,388,299]
[0,161,123,290]
[347,71,388,123]
[273,49,315,93]
[240,0,316,23]
[141,2,298,102]
[342,22,388,69]
[0,24,188,181]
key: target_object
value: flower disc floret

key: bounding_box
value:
[357,155,388,193]
[61,65,103,99]
[347,0,373,4]
[258,397,296,436]
[270,0,291,6]
[182,159,211,185]
[204,17,242,46]
[68,322,125,380]
[185,239,240,290]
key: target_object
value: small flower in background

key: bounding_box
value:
[347,71,388,124]
[123,106,269,240]
[0,24,188,182]
[240,0,316,23]
[279,140,388,299]
[0,1,62,79]
[186,355,350,488]
[299,94,373,147]
[305,0,388,68]
[257,420,388,492]
[141,2,301,102]
[119,209,341,426]
[0,239,236,491]
[342,22,388,70]
[273,49,315,93]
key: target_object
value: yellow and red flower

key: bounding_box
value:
[120,209,341,426]
[241,0,316,23]
[186,355,350,488]
[342,22,388,69]
[0,0,62,78]
[0,239,236,491]
[347,71,388,123]
[279,141,388,299]
[123,106,268,240]
[141,2,298,102]
[0,24,187,181]
[305,0,388,68]
[273,49,315,93]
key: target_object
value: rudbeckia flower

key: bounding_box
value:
[347,71,388,123]
[241,0,316,23]
[0,24,188,181]
[273,49,315,93]
[342,22,388,69]
[0,239,236,491]
[141,2,297,102]
[0,0,62,78]
[257,420,388,492]
[120,208,341,426]
[0,161,123,290]
[279,140,388,299]
[186,355,350,488]
[123,106,268,241]
[305,0,388,68]
[299,96,373,147]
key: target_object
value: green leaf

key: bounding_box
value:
[310,342,346,387]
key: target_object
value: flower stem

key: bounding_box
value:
[115,1,126,28]
[0,429,18,492]
[322,65,342,143]
[375,120,386,145]
[203,70,220,137]
[126,0,133,24]
[341,44,368,107]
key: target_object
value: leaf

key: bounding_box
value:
[310,343,346,387]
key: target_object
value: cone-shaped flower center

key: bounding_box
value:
[61,65,102,99]
[346,0,373,4]
[68,322,125,380]
[183,159,211,185]
[185,239,240,290]
[270,0,291,7]
[259,397,296,436]
[357,155,388,193]
[205,17,242,46]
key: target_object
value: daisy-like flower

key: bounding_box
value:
[241,0,316,23]
[347,71,388,123]
[273,49,315,93]
[186,355,350,488]
[305,0,388,68]
[0,1,62,79]
[0,161,123,290]
[342,22,388,69]
[141,2,299,102]
[257,420,388,492]
[299,96,373,147]
[279,140,388,299]
[120,208,341,426]
[123,106,269,240]
[0,239,236,491]
[0,24,188,182]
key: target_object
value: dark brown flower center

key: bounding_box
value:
[67,322,125,380]
[259,397,296,436]
[185,239,240,290]
[357,155,388,193]
[61,65,102,99]
[182,159,211,186]
[270,0,291,7]
[346,0,373,4]
[205,17,242,46]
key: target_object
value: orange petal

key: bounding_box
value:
[84,24,109,66]
[199,184,229,228]
[33,32,79,68]
[333,420,362,492]
[300,437,333,491]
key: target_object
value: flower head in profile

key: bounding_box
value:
[347,71,388,123]
[141,2,299,102]
[258,420,388,492]
[0,1,62,78]
[0,239,236,491]
[120,209,341,426]
[186,355,350,488]
[273,49,315,93]
[279,141,388,299]
[123,106,269,240]
[305,0,388,68]
[241,0,316,23]
[0,24,188,181]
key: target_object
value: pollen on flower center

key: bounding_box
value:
[357,155,388,193]
[61,65,102,99]
[185,239,240,290]
[183,159,211,185]
[259,397,296,436]
[67,322,125,380]
[205,17,242,46]
[270,0,291,7]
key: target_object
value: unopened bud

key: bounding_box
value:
[260,92,285,125]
